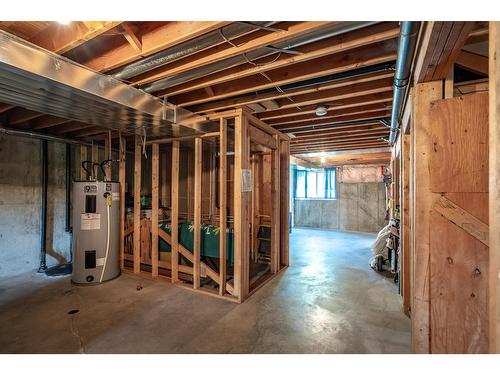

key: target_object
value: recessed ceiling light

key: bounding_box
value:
[315,104,328,116]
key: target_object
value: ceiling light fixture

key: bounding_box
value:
[57,21,72,25]
[315,104,328,116]
[320,156,326,164]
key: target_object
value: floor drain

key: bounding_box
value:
[67,309,79,315]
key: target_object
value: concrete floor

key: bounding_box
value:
[0,228,411,353]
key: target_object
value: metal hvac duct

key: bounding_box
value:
[111,22,277,81]
[140,21,377,94]
[389,21,420,144]
[0,30,206,139]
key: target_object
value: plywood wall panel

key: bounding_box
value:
[429,93,489,193]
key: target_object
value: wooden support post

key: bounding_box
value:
[133,135,142,274]
[270,134,281,273]
[104,131,112,181]
[401,133,411,316]
[193,137,202,289]
[412,81,443,353]
[80,145,88,180]
[279,139,290,267]
[171,141,180,283]
[219,119,227,296]
[119,134,126,270]
[151,143,159,278]
[234,113,250,301]
[160,151,168,207]
[489,21,500,354]
[92,141,98,180]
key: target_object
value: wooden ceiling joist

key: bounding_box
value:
[29,21,123,54]
[188,70,394,114]
[298,151,391,167]
[272,77,394,110]
[291,142,388,154]
[133,21,333,86]
[291,133,388,146]
[265,102,391,126]
[158,22,400,97]
[83,21,231,72]
[168,40,398,106]
[413,21,476,83]
[275,111,390,132]
[456,50,488,76]
[290,125,389,140]
[4,107,43,126]
[30,116,72,130]
[257,91,393,120]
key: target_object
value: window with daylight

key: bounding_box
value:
[294,168,336,199]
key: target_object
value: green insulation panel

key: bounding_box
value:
[158,223,234,264]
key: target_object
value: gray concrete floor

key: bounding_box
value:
[0,228,411,353]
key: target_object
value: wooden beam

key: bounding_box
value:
[80,145,88,180]
[279,139,290,268]
[248,125,277,149]
[270,135,280,273]
[171,141,180,283]
[151,143,159,278]
[193,137,202,289]
[433,196,488,246]
[135,22,332,86]
[104,131,111,181]
[133,135,142,274]
[30,21,123,54]
[121,23,142,53]
[411,81,443,353]
[219,119,227,296]
[119,134,126,270]
[169,41,397,106]
[489,21,500,354]
[83,21,230,72]
[401,134,411,316]
[91,141,98,179]
[159,22,400,96]
[456,50,489,76]
[233,112,249,301]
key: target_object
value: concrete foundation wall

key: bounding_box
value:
[294,182,387,233]
[0,135,71,278]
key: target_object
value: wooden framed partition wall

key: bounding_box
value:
[119,109,290,303]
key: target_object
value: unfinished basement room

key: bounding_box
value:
[1,2,500,369]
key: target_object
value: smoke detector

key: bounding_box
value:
[315,104,328,116]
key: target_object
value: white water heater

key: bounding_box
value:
[72,181,120,284]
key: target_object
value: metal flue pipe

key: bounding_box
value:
[140,22,376,94]
[111,22,276,81]
[389,21,420,144]
[38,139,48,272]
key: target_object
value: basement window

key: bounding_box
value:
[295,168,336,200]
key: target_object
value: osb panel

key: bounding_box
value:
[430,193,489,353]
[429,93,488,193]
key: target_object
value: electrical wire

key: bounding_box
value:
[100,194,111,283]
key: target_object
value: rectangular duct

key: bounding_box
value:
[0,30,206,138]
